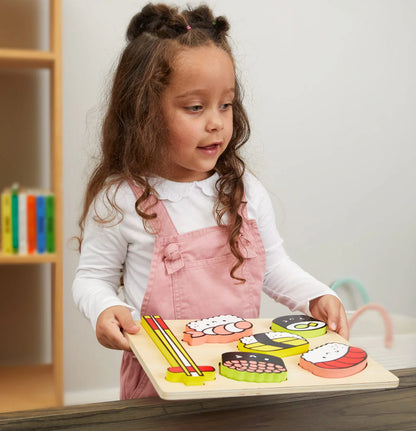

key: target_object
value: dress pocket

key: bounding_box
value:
[120,352,157,399]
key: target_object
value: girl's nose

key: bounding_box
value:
[206,110,224,132]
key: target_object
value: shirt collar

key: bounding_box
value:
[148,173,219,202]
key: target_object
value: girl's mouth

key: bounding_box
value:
[197,143,220,155]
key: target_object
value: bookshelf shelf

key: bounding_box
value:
[0,0,63,413]
[0,253,57,265]
[0,48,55,69]
[0,364,56,413]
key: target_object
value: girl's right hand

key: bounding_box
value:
[96,305,140,351]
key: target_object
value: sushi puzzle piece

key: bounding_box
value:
[183,314,253,346]
[238,332,309,358]
[271,315,327,338]
[141,315,215,386]
[299,342,368,378]
[220,352,287,383]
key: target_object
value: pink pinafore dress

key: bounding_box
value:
[120,181,266,399]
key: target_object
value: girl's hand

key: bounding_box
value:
[309,295,349,340]
[96,305,140,351]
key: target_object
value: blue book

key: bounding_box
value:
[36,195,46,253]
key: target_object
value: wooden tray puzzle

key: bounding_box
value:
[126,318,399,400]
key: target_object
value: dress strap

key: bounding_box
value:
[127,181,178,237]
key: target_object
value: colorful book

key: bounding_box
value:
[36,194,46,254]
[1,189,12,254]
[18,190,28,254]
[45,194,55,253]
[27,192,37,254]
[11,184,19,253]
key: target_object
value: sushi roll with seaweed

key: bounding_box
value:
[238,332,309,358]
[271,315,327,338]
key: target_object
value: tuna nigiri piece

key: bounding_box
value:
[299,343,367,378]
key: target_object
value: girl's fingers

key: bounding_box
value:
[327,302,350,340]
[100,323,132,351]
[96,306,139,351]
[115,307,140,335]
[310,295,350,340]
[337,307,350,340]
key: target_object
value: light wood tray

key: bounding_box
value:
[126,319,399,400]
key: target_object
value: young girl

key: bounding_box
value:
[73,3,348,399]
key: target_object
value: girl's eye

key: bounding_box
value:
[220,103,232,110]
[186,105,203,112]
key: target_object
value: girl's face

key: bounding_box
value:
[161,44,235,182]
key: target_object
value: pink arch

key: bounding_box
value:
[348,303,393,348]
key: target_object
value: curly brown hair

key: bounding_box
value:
[78,3,251,282]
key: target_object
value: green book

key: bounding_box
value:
[46,194,55,253]
[11,184,19,253]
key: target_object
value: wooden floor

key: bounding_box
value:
[0,368,415,431]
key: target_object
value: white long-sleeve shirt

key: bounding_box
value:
[72,172,338,330]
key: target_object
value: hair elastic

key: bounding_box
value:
[186,25,191,31]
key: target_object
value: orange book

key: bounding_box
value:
[27,193,37,254]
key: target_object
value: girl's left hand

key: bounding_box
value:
[309,295,349,340]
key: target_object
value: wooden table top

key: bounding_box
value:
[0,368,415,431]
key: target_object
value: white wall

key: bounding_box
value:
[62,0,416,403]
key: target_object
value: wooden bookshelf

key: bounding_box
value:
[0,0,63,412]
